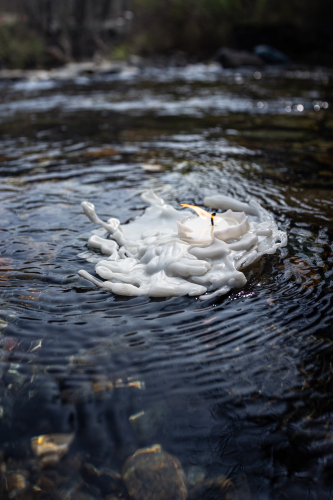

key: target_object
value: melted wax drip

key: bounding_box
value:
[78,191,287,300]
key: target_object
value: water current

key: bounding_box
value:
[0,63,333,499]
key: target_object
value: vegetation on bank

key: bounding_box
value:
[0,0,332,68]
[0,24,45,69]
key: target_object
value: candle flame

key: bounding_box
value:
[181,204,212,219]
[181,204,222,223]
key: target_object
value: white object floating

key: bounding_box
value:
[78,190,287,300]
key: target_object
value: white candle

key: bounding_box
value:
[78,190,287,300]
[177,204,250,244]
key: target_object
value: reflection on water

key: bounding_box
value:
[0,64,332,499]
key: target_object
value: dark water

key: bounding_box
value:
[0,64,333,499]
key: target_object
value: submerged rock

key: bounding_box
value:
[122,444,187,500]
[6,472,28,497]
[216,48,264,68]
[254,45,289,64]
[0,319,8,330]
[82,462,124,496]
[31,433,74,467]
[189,476,236,500]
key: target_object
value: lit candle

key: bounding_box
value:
[177,204,250,244]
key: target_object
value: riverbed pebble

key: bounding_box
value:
[189,475,236,500]
[122,444,188,500]
[82,462,124,497]
[31,433,74,467]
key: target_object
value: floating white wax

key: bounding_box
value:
[78,190,287,300]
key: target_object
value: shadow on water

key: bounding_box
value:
[0,64,332,499]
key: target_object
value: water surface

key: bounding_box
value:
[0,64,333,499]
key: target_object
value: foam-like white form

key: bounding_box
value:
[78,190,287,300]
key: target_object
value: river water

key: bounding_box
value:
[0,63,333,499]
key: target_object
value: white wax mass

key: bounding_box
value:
[78,190,287,300]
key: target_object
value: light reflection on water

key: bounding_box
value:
[0,64,332,499]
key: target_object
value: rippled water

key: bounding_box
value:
[0,64,333,499]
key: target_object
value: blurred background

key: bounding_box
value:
[0,0,332,69]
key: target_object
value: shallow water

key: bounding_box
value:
[0,63,333,499]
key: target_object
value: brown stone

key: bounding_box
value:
[36,474,56,491]
[31,433,74,467]
[82,462,123,496]
[189,476,236,500]
[35,469,66,491]
[217,48,264,68]
[122,445,188,500]
[7,472,27,493]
